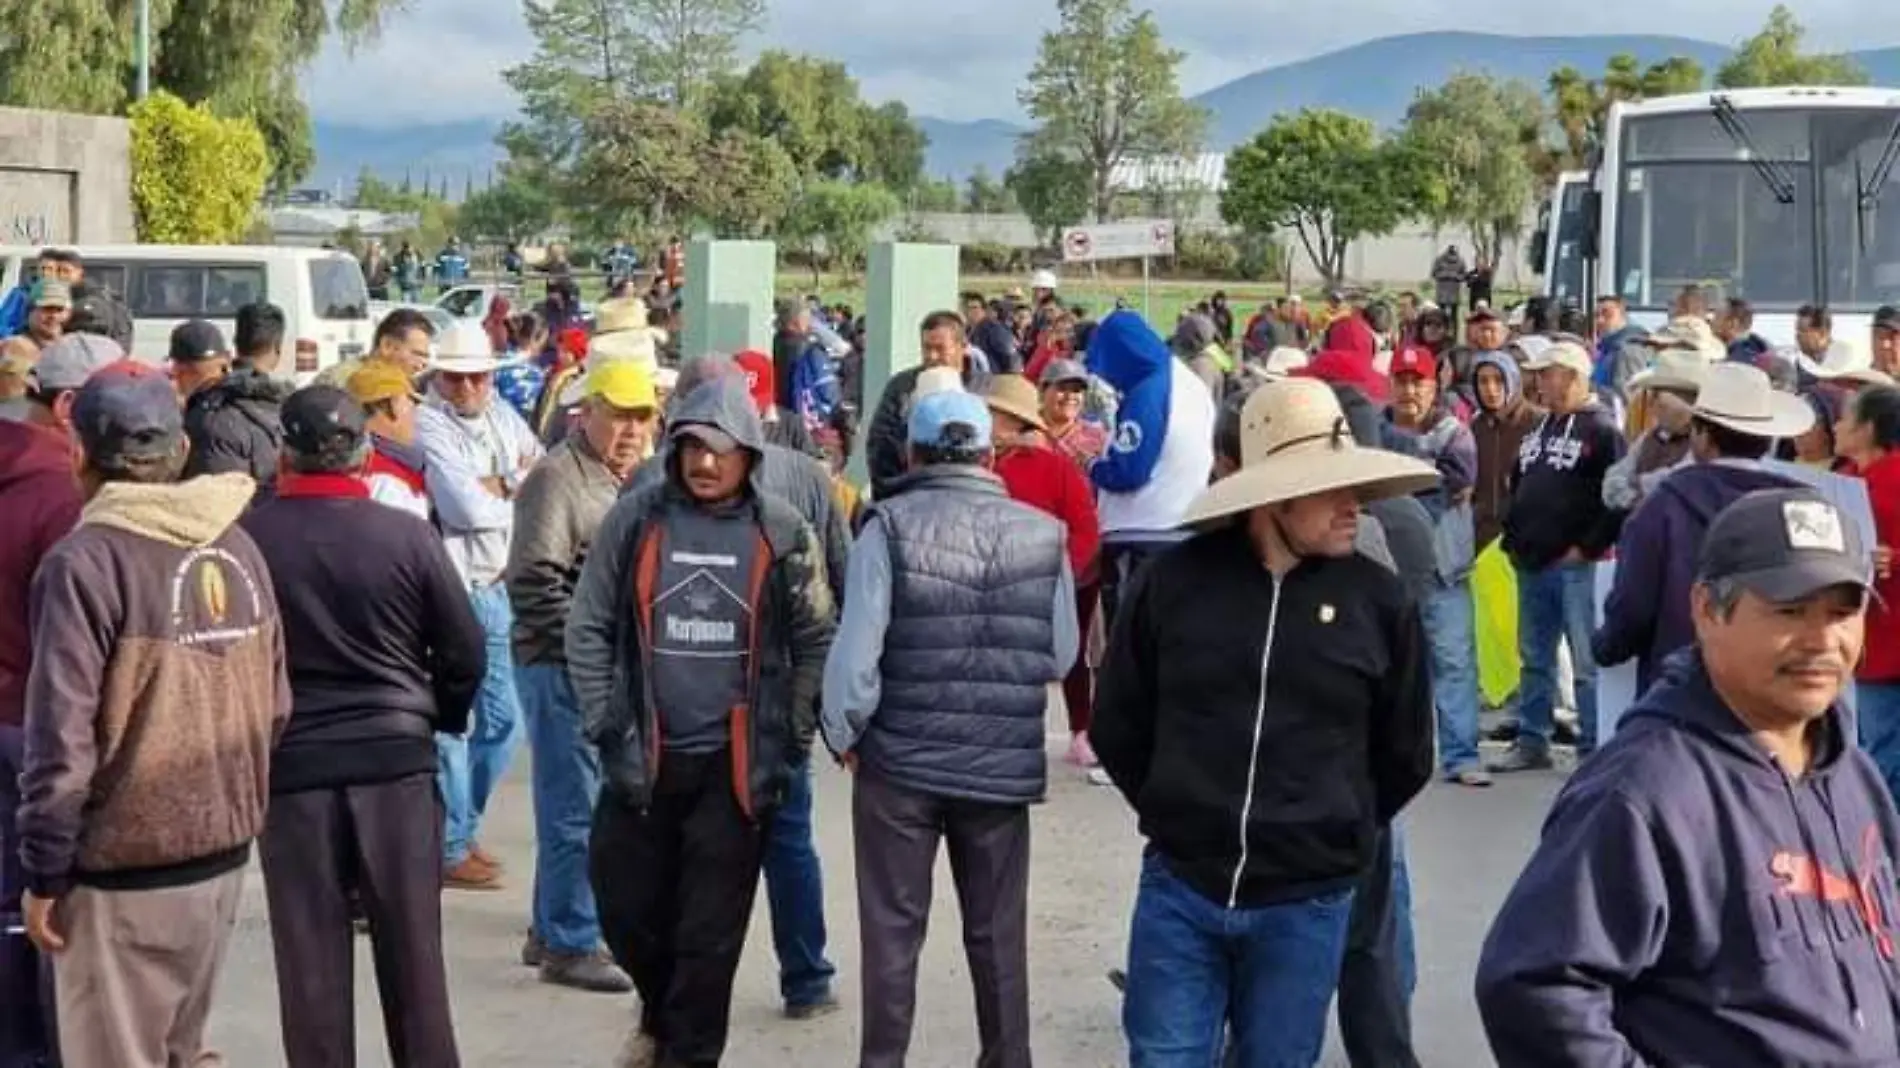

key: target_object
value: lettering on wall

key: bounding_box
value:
[0,169,77,245]
[5,211,50,244]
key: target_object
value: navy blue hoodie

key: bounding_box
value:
[1477,650,1900,1067]
[1594,461,1802,691]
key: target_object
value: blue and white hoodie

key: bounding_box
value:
[1086,311,1215,541]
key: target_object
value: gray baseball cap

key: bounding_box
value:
[1697,488,1873,604]
[29,333,127,393]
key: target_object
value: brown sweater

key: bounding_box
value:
[17,473,290,896]
[1472,397,1544,549]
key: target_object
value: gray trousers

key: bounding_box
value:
[853,771,1032,1068]
[259,773,459,1068]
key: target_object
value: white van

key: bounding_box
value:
[0,244,375,382]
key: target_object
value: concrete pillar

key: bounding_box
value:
[854,241,960,483]
[680,238,777,361]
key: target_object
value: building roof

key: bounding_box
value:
[1109,153,1227,193]
[267,206,419,237]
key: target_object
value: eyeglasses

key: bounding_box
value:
[440,372,488,387]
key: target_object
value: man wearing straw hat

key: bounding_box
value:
[1092,377,1436,1068]
[416,320,546,890]
[1596,363,1810,693]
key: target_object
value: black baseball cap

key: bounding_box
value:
[1875,306,1900,334]
[71,361,185,471]
[280,385,368,460]
[1697,488,1873,604]
[168,319,229,364]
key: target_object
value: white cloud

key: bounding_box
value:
[298,0,1892,128]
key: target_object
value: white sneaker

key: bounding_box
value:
[1087,767,1115,787]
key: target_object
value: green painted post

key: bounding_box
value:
[853,241,961,486]
[680,239,777,362]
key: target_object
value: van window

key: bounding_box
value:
[309,257,370,320]
[105,262,267,318]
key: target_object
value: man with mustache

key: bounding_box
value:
[1478,488,1900,1066]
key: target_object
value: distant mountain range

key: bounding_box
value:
[308,31,1900,193]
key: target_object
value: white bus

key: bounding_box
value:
[1599,86,1900,345]
[1529,170,1593,307]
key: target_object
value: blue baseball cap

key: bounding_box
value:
[71,360,184,471]
[908,388,992,449]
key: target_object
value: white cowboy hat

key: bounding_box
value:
[1627,347,1709,394]
[1262,346,1310,378]
[593,297,646,335]
[1690,362,1814,440]
[1799,337,1872,379]
[591,328,658,367]
[431,321,501,374]
[1030,268,1059,291]
[1647,315,1726,363]
[1181,378,1440,530]
[1824,366,1897,389]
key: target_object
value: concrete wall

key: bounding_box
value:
[0,107,135,245]
[882,210,1538,291]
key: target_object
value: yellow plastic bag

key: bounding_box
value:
[1473,539,1521,707]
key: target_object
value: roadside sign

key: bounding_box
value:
[1059,220,1176,264]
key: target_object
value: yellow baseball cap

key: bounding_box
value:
[346,361,418,406]
[584,361,657,411]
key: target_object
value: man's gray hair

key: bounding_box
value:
[286,437,372,476]
[1699,576,1746,620]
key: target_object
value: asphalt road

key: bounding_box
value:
[203,721,1567,1067]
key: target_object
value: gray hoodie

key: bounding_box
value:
[566,376,836,809]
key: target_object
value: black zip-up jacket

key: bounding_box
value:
[1091,524,1433,909]
[241,477,487,794]
[1500,403,1627,571]
[183,367,295,488]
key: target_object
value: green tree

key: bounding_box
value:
[693,131,800,238]
[458,173,557,243]
[909,178,961,213]
[0,0,404,194]
[1019,0,1207,221]
[963,166,1014,213]
[778,180,902,284]
[1716,5,1867,88]
[1400,73,1545,265]
[1221,109,1417,286]
[859,101,929,192]
[567,99,712,239]
[1006,151,1093,246]
[703,52,867,179]
[1547,53,1706,169]
[499,0,643,168]
[128,91,271,243]
[624,0,766,108]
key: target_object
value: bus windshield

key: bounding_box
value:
[1612,105,1900,313]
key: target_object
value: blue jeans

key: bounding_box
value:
[518,662,602,955]
[1124,852,1353,1068]
[1858,682,1900,805]
[1422,582,1482,775]
[1515,562,1598,753]
[438,584,524,867]
[764,754,836,1007]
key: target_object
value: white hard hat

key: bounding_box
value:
[1030,269,1059,291]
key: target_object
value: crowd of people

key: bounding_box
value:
[3,242,1900,1068]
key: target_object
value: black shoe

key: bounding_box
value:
[784,993,841,1020]
[1484,720,1522,743]
[1106,968,1127,992]
[1487,745,1555,774]
[540,950,633,994]
[520,930,547,968]
[1553,720,1581,746]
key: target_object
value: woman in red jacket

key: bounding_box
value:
[984,374,1103,767]
[1835,385,1900,801]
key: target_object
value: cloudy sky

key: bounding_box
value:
[304,0,1875,128]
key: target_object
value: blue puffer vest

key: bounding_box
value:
[859,465,1065,804]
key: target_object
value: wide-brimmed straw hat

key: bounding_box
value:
[984,374,1048,433]
[1180,378,1440,530]
[1799,338,1872,379]
[431,321,501,374]
[1691,362,1814,440]
[1648,316,1725,363]
[1627,348,1709,394]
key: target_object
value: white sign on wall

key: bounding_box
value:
[1059,220,1176,264]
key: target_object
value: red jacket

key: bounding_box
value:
[993,438,1100,581]
[0,421,83,727]
[1849,453,1900,682]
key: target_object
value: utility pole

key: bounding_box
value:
[135,0,151,99]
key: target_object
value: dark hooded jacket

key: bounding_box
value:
[1477,649,1900,1067]
[1470,352,1542,549]
[183,367,295,487]
[567,378,837,816]
[1594,461,1803,692]
[1502,399,1626,571]
[0,421,82,728]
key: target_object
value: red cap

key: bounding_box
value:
[1388,347,1437,381]
[734,350,774,413]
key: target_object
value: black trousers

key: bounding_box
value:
[853,771,1032,1068]
[259,772,460,1068]
[1336,827,1420,1068]
[592,750,767,1068]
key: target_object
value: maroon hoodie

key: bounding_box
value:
[0,420,82,728]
